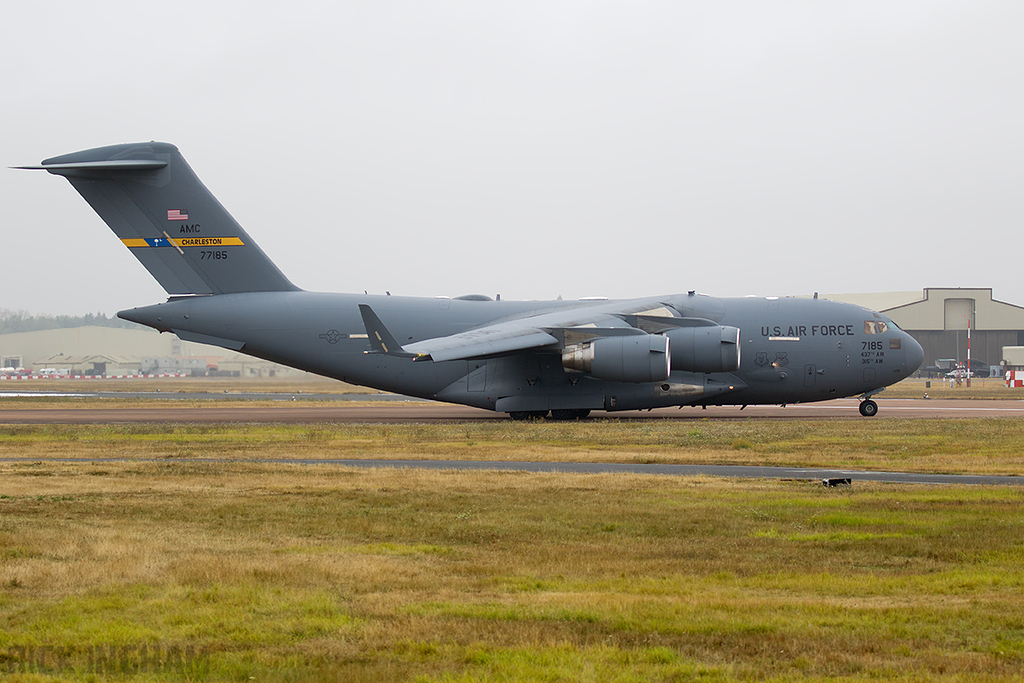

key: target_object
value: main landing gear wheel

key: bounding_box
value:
[859,400,878,417]
[508,410,549,421]
[550,409,591,421]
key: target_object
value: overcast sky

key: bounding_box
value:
[4,1,1023,315]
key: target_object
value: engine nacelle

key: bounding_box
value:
[562,334,671,383]
[664,325,741,373]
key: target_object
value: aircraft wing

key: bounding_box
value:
[379,298,686,363]
[404,325,560,362]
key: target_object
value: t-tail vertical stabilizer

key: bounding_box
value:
[20,142,298,295]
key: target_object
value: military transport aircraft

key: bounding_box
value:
[19,142,923,418]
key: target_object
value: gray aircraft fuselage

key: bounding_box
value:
[21,141,924,418]
[120,290,921,414]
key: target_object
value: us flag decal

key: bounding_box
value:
[167,209,189,221]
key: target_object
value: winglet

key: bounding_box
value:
[358,304,422,358]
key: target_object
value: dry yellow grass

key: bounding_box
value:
[1,456,1023,680]
[886,377,1023,399]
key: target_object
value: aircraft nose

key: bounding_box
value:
[904,333,924,374]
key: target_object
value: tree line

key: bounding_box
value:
[0,309,140,335]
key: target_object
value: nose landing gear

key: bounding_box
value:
[858,389,884,417]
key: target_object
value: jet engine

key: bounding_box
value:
[562,334,671,383]
[664,325,741,373]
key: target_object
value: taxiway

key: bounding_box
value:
[1,398,1022,424]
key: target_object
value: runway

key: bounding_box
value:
[1,398,1024,424]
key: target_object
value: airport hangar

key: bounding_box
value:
[2,287,1024,377]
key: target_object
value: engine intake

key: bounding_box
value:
[562,334,671,383]
[664,325,740,372]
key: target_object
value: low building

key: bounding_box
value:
[1002,347,1024,372]
[141,357,215,375]
[33,353,142,376]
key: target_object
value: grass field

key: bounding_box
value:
[881,377,1021,400]
[2,418,1024,475]
[2,419,1024,681]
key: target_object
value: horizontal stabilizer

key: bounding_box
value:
[14,159,168,173]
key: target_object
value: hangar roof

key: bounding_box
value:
[825,288,1024,331]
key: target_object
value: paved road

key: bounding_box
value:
[295,459,1024,486]
[0,456,1018,486]
[1,398,1024,424]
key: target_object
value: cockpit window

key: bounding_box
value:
[864,320,888,334]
